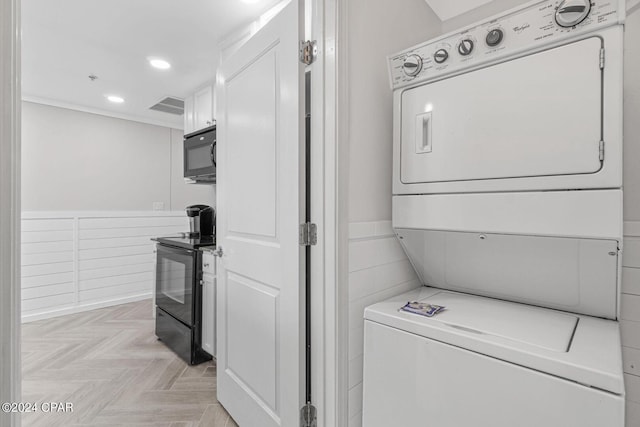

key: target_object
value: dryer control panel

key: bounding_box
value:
[388,0,624,90]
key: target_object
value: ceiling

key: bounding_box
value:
[22,0,281,128]
[424,0,495,21]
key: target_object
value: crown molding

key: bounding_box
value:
[22,95,184,130]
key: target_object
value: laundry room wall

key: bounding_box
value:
[345,0,441,425]
[441,0,529,33]
[441,2,640,425]
[620,5,640,426]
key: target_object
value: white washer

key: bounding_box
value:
[362,1,627,426]
[363,288,625,427]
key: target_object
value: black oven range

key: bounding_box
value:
[153,205,215,365]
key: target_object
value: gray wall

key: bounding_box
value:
[441,0,529,33]
[622,8,640,425]
[624,6,640,221]
[347,0,442,223]
[345,1,442,425]
[21,102,214,212]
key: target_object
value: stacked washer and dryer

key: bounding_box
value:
[362,0,627,426]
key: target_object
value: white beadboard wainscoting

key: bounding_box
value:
[348,221,421,427]
[21,211,189,323]
[622,221,640,426]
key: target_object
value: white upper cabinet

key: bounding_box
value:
[183,95,195,134]
[184,84,215,135]
[194,85,214,130]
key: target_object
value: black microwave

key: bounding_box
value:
[184,125,216,183]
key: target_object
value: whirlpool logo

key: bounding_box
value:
[513,23,531,33]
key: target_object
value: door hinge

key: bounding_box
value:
[299,222,317,246]
[300,40,318,65]
[599,140,605,161]
[600,48,605,69]
[300,403,317,427]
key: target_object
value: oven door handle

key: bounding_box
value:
[156,244,196,256]
[211,140,216,167]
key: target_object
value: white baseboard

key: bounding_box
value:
[21,293,152,323]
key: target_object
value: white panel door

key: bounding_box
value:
[400,37,603,184]
[216,1,305,426]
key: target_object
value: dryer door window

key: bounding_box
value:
[400,36,603,185]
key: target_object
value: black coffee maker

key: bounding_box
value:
[185,205,215,238]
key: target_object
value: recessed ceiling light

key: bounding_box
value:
[106,95,124,104]
[149,59,171,70]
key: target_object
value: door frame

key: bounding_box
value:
[308,0,350,426]
[0,0,349,426]
[0,0,21,426]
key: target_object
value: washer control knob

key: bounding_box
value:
[402,54,423,77]
[458,39,474,56]
[433,49,449,64]
[486,29,504,47]
[555,0,591,28]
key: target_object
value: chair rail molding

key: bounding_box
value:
[20,211,188,323]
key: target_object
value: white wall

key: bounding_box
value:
[347,0,441,223]
[347,222,421,427]
[345,0,441,425]
[21,101,215,212]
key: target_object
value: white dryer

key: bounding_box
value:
[362,1,627,426]
[390,0,623,196]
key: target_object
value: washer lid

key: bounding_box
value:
[365,287,625,395]
[411,291,578,352]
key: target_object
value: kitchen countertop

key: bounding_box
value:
[153,235,215,250]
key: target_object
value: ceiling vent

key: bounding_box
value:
[149,96,184,115]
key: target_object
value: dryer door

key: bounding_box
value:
[400,37,603,185]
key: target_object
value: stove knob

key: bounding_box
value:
[555,0,591,28]
[434,49,449,64]
[402,54,423,77]
[458,39,474,56]
[486,29,504,47]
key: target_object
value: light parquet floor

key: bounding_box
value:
[21,299,238,427]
